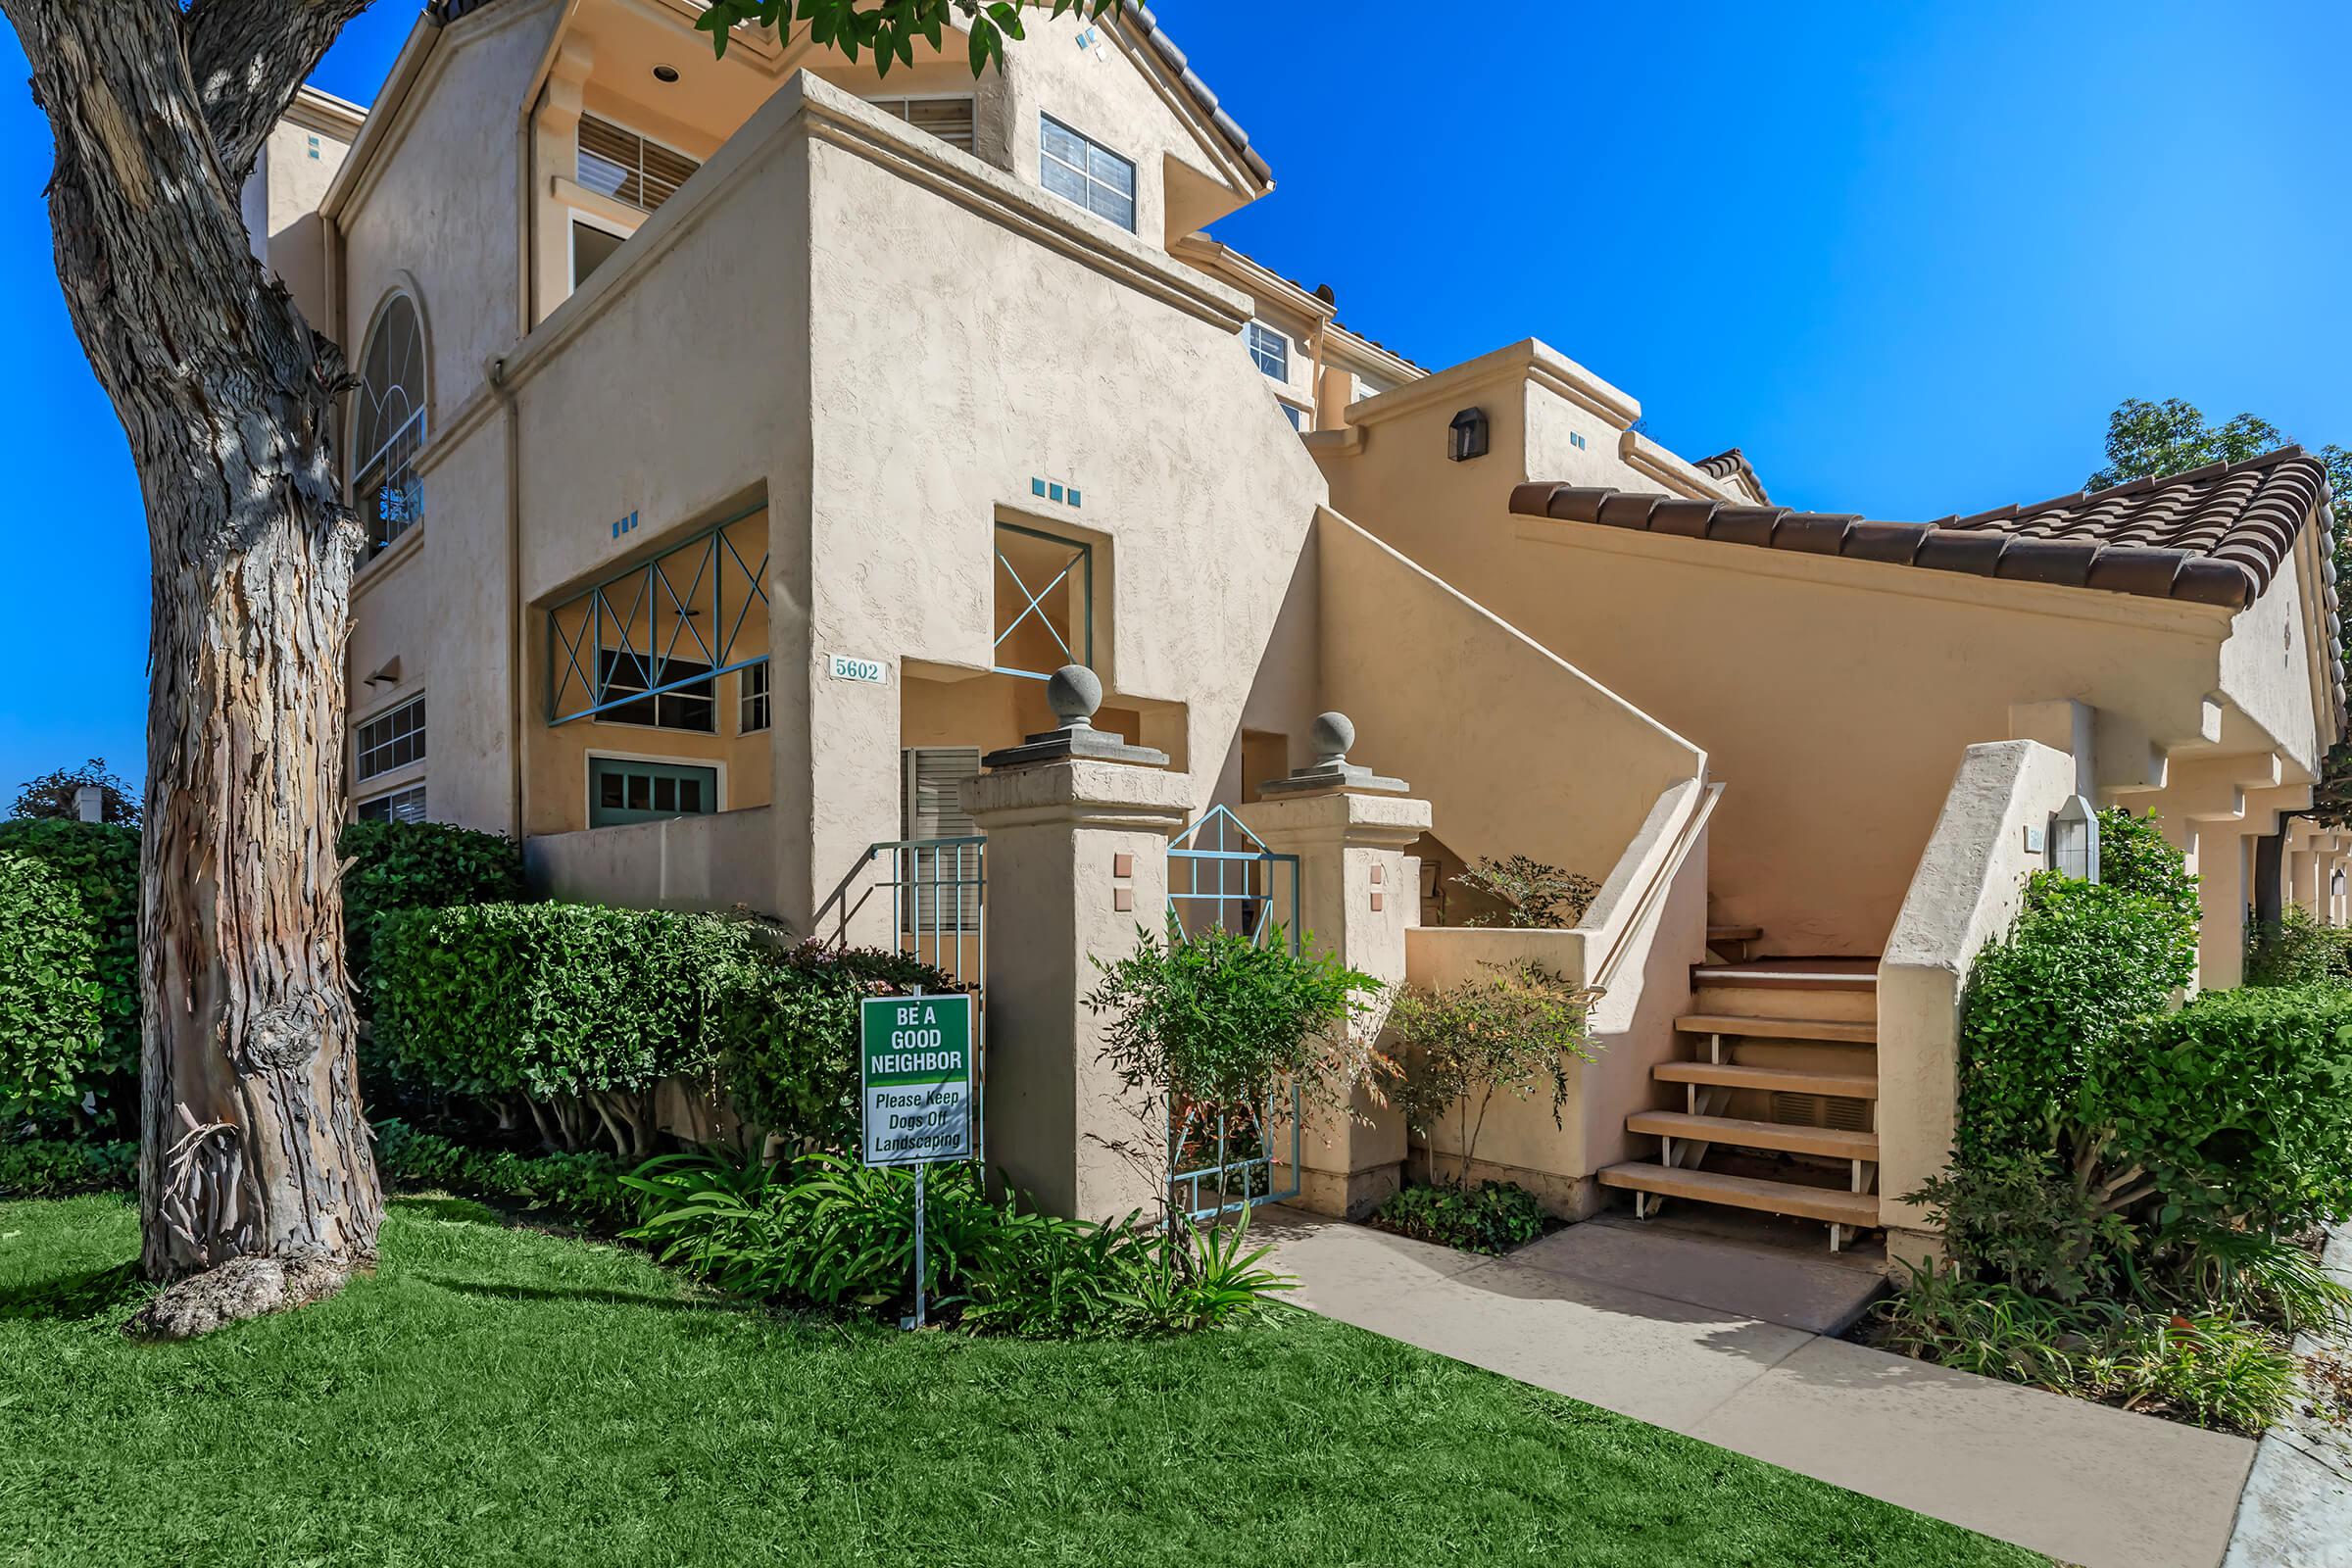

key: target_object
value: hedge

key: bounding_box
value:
[339,819,527,1001]
[370,901,951,1156]
[1956,868,2197,1165]
[2092,984,2352,1236]
[0,819,138,1130]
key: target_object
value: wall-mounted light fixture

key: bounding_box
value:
[2049,794,2101,882]
[1447,407,1490,463]
[2333,867,2346,899]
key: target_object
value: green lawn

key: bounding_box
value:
[0,1196,2037,1568]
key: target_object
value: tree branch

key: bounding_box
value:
[184,0,376,182]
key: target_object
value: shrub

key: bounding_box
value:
[9,756,140,827]
[339,819,527,1000]
[370,902,752,1154]
[2087,984,2352,1238]
[0,1137,136,1197]
[1087,918,1385,1117]
[625,1149,1294,1336]
[0,850,108,1132]
[1906,1148,2137,1303]
[1876,1265,2296,1434]
[710,939,954,1152]
[1385,959,1593,1185]
[372,1119,635,1227]
[1956,870,2196,1166]
[1368,1181,1550,1254]
[0,819,139,1131]
[2095,807,2200,926]
[2244,903,2352,988]
[1451,855,1598,928]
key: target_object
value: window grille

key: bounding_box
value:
[901,748,982,931]
[577,114,701,213]
[1039,115,1135,231]
[547,507,767,727]
[740,660,770,733]
[1248,321,1288,380]
[867,95,975,150]
[353,295,426,557]
[356,694,425,779]
[357,784,426,824]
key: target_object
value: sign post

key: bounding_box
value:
[859,989,976,1330]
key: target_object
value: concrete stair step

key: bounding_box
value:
[1627,1108,1878,1160]
[1599,1161,1880,1227]
[1676,1011,1878,1045]
[1655,1058,1878,1100]
[1705,924,1762,944]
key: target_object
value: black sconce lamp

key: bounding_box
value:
[1448,407,1490,463]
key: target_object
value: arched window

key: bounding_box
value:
[352,293,427,557]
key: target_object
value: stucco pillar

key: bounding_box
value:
[960,670,1191,1221]
[1241,724,1431,1217]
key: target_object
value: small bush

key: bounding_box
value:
[626,1150,1294,1336]
[1368,1181,1550,1254]
[0,819,139,1131]
[1876,1265,2298,1434]
[0,1138,136,1197]
[2095,807,2200,927]
[1386,959,1593,1184]
[2089,984,2352,1238]
[1908,1149,2138,1304]
[2244,903,2352,988]
[1087,918,1385,1115]
[372,1119,635,1227]
[1956,870,2196,1166]
[339,819,528,1000]
[1451,855,1598,928]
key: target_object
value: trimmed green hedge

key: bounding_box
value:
[1957,868,2197,1165]
[2095,984,2352,1235]
[0,1137,136,1198]
[373,1119,636,1228]
[339,819,527,1001]
[371,901,951,1154]
[0,820,138,1131]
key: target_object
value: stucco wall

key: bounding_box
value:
[526,805,777,912]
[249,116,353,330]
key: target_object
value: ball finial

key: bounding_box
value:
[1048,664,1102,728]
[1309,711,1354,764]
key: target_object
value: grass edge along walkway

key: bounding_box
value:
[0,1195,2041,1568]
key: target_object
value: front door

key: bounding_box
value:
[589,758,719,827]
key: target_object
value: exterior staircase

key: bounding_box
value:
[1597,932,1882,1250]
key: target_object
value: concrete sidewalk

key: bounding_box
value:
[1259,1207,2255,1568]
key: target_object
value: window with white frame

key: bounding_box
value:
[740,660,770,733]
[577,114,701,213]
[357,784,427,824]
[866,95,975,151]
[570,217,630,289]
[1280,403,1304,430]
[1039,115,1135,231]
[356,694,425,780]
[1248,321,1288,381]
[352,294,426,557]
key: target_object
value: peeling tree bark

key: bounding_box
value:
[2,0,382,1294]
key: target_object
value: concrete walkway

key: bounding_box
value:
[1259,1207,2255,1568]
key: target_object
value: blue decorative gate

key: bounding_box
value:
[1164,807,1302,1220]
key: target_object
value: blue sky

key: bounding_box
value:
[2,0,2346,795]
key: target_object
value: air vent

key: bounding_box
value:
[1823,1097,1873,1133]
[1769,1091,1821,1127]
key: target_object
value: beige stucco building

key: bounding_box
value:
[248,0,2345,1254]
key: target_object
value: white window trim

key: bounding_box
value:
[583,749,729,824]
[1248,320,1290,382]
[355,782,428,824]
[353,689,426,785]
[566,208,636,292]
[1039,113,1137,233]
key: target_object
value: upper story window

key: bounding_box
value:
[1248,321,1288,381]
[577,114,700,214]
[868,95,975,151]
[356,693,425,780]
[740,660,770,734]
[1039,115,1135,232]
[571,216,629,290]
[353,293,425,558]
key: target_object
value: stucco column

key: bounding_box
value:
[1241,722,1431,1217]
[2197,827,2248,989]
[960,669,1191,1221]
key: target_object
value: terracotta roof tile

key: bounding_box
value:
[1513,446,2343,725]
[1692,448,1772,505]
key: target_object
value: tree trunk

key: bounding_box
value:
[3,0,381,1296]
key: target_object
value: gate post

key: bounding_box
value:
[1242,713,1431,1218]
[961,667,1191,1222]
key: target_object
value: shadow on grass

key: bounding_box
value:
[414,1273,735,1315]
[0,1258,147,1324]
